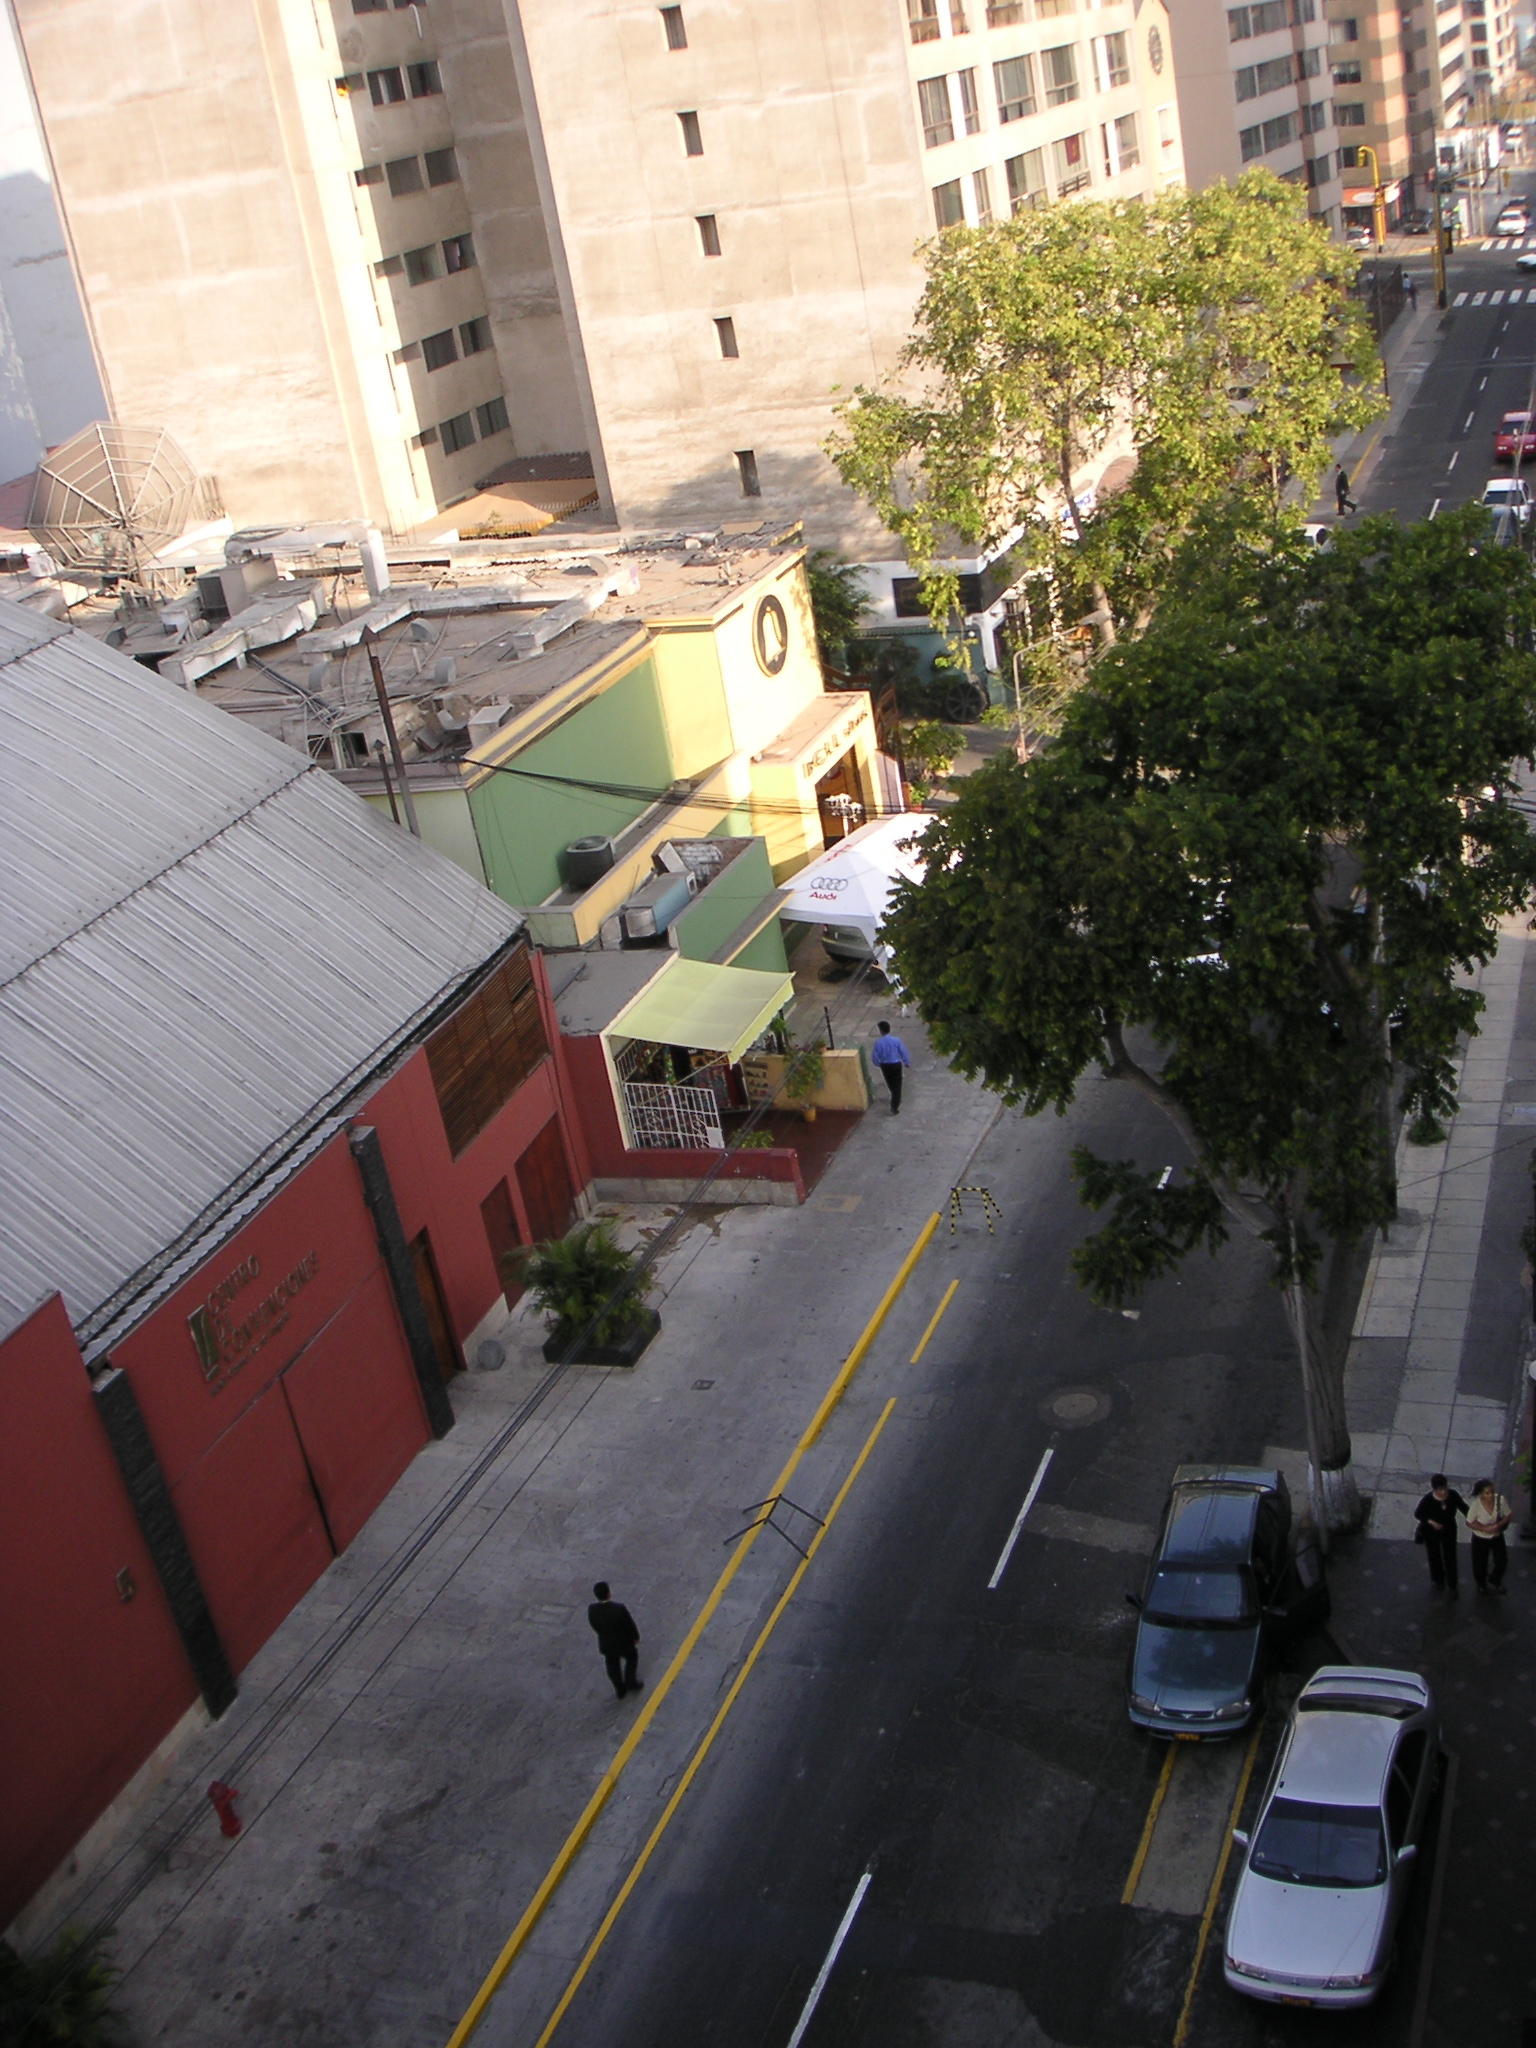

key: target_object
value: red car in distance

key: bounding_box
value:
[1495,411,1536,460]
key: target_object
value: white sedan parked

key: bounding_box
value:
[1223,1667,1438,2009]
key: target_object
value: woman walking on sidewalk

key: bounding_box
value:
[1414,1474,1468,1594]
[1467,1479,1513,1594]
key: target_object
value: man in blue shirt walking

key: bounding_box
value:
[871,1020,911,1114]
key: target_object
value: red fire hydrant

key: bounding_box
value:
[207,1781,242,1838]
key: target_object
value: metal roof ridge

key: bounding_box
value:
[0,756,314,999]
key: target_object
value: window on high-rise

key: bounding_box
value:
[932,178,965,230]
[1335,99,1366,122]
[1332,57,1363,80]
[368,68,406,105]
[715,316,740,357]
[994,54,1037,121]
[736,450,761,497]
[1114,111,1141,167]
[1053,130,1090,193]
[661,5,688,48]
[443,234,476,272]
[1042,45,1080,106]
[1240,123,1264,160]
[918,77,955,147]
[973,165,994,223]
[697,213,722,256]
[408,61,442,98]
[908,0,942,41]
[404,244,441,284]
[986,0,1025,20]
[1094,32,1131,88]
[460,316,492,355]
[956,68,981,133]
[476,397,510,439]
[424,148,459,185]
[440,412,476,454]
[422,329,459,371]
[679,110,704,154]
[1005,149,1046,212]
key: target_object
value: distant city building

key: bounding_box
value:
[10,0,1181,548]
[0,4,103,484]
[1168,0,1345,226]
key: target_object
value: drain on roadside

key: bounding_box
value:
[693,1379,715,1390]
[1038,1385,1111,1429]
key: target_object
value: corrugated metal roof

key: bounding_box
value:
[0,599,523,1345]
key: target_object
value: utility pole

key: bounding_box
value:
[1431,174,1450,309]
[362,624,421,838]
[1358,144,1389,251]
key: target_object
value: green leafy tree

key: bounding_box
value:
[827,171,1382,650]
[804,550,870,674]
[0,1928,124,2047]
[883,507,1536,1532]
[900,720,966,804]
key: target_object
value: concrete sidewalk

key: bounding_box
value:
[19,986,1000,2047]
[1327,918,1536,2045]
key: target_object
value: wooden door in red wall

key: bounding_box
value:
[169,1380,334,1676]
[516,1117,575,1245]
[479,1179,524,1309]
[410,1231,461,1381]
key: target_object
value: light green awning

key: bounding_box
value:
[608,956,793,1065]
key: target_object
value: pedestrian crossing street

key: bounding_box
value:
[1450,287,1536,306]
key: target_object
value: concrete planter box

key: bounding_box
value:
[541,1308,660,1367]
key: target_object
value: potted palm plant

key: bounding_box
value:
[519,1221,659,1366]
[783,1039,826,1123]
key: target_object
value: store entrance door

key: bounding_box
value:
[815,748,864,847]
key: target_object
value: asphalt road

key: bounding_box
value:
[1359,184,1536,527]
[500,1071,1329,2048]
[481,215,1536,2048]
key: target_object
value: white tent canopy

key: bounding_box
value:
[776,812,933,951]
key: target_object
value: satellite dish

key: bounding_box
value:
[27,422,208,579]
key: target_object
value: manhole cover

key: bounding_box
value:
[1039,1385,1111,1429]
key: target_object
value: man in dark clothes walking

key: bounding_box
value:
[1414,1474,1468,1595]
[871,1020,912,1114]
[1335,464,1358,515]
[588,1581,642,1697]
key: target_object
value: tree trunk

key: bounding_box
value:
[1281,1256,1365,1541]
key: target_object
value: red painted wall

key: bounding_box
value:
[0,968,590,1924]
[110,1134,432,1680]
[558,1033,805,1198]
[0,1295,196,1926]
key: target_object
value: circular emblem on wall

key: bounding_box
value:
[753,593,789,675]
[1147,23,1164,72]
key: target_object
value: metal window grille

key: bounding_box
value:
[622,1083,723,1150]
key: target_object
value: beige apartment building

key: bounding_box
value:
[10,0,1181,549]
[1168,0,1345,225]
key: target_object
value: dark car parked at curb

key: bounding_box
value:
[1126,1466,1330,1739]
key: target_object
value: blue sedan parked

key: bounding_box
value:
[1126,1466,1329,1740]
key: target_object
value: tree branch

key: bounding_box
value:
[1100,1021,1272,1238]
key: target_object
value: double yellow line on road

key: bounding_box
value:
[445,1210,941,2047]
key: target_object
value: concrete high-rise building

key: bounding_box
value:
[0,2,103,485]
[1168,0,1344,225]
[10,0,1181,547]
